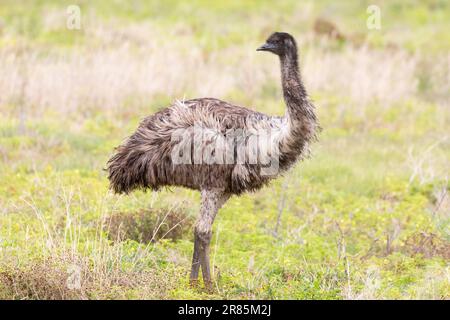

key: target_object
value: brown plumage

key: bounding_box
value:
[107,32,319,290]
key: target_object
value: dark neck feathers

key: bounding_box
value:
[280,48,316,122]
[279,47,318,142]
[280,50,308,111]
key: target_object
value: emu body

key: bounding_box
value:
[107,32,318,290]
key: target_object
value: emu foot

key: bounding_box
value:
[203,279,214,293]
[189,278,214,293]
[189,278,199,288]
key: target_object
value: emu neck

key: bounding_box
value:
[279,50,316,138]
[280,52,307,119]
[275,49,317,172]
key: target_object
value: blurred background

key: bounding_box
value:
[0,0,449,299]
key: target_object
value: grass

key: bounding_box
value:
[0,0,449,299]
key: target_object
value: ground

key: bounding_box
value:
[0,0,449,299]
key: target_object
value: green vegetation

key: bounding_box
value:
[0,0,449,299]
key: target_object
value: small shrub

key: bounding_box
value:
[105,208,194,243]
[0,253,178,300]
[0,258,82,300]
[403,232,450,259]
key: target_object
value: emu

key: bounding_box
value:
[107,32,318,290]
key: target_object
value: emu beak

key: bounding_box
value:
[257,42,276,52]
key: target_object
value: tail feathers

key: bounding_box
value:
[107,146,159,194]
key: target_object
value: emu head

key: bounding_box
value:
[257,32,297,57]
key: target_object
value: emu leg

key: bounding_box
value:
[189,189,229,290]
[189,236,201,287]
[199,231,213,290]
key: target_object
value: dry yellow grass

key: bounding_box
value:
[1,20,448,119]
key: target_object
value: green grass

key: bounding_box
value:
[0,0,449,299]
